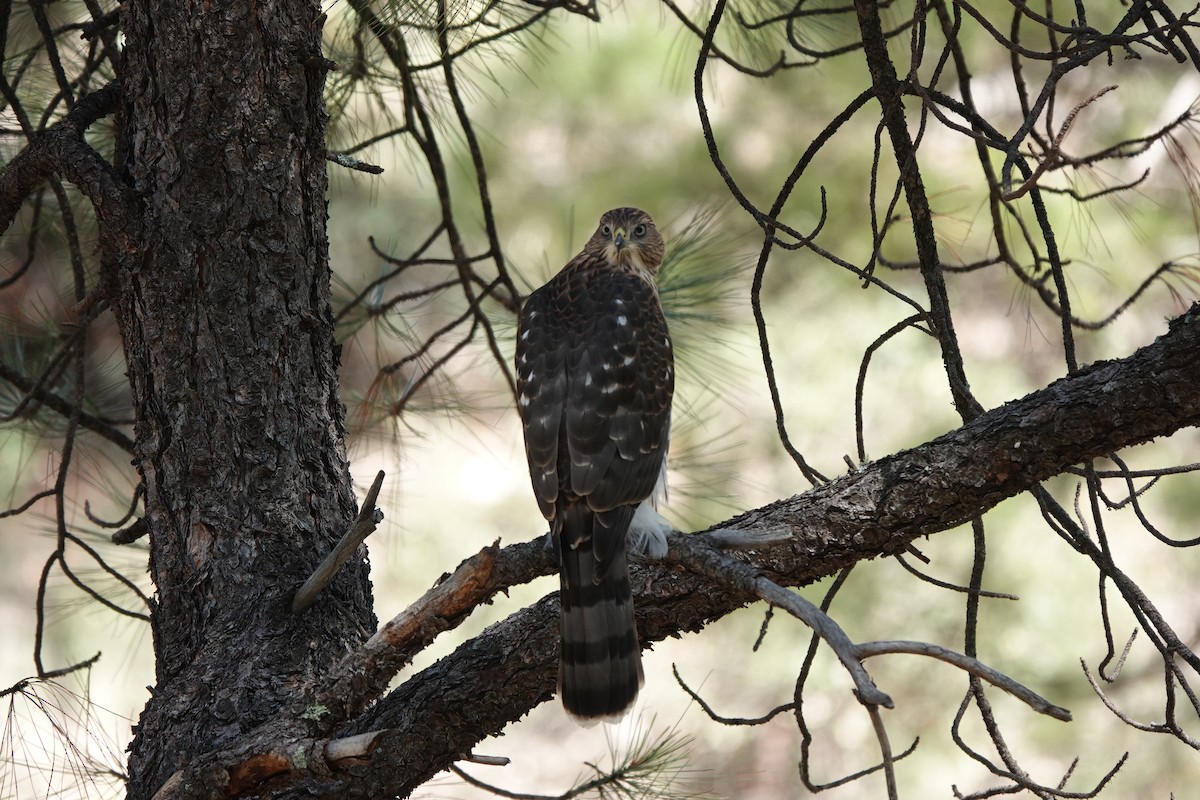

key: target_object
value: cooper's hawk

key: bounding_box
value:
[516,207,674,721]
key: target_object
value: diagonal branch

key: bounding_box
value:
[149,305,1200,799]
[0,359,135,452]
[329,305,1200,798]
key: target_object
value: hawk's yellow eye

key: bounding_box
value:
[633,224,646,237]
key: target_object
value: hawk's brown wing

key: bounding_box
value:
[516,241,674,721]
[516,254,673,562]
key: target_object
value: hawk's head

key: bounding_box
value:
[590,207,665,276]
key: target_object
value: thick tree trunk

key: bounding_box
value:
[111,2,374,797]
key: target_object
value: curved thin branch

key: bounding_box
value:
[0,82,136,242]
[857,641,1070,721]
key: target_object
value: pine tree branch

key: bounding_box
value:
[0,359,136,452]
[329,304,1200,798]
[149,305,1200,799]
[0,82,137,242]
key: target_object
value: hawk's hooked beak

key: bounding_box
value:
[613,227,628,249]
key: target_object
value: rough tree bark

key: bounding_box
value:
[108,2,375,797]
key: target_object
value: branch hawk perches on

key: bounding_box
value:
[516,207,674,721]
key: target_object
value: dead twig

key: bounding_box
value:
[293,470,386,612]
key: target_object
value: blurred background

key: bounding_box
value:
[3,1,1200,797]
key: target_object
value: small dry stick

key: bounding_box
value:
[112,517,149,545]
[459,752,511,766]
[293,470,386,612]
[1002,85,1117,201]
[706,527,792,549]
[857,640,1071,721]
[326,151,384,174]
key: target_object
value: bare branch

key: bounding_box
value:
[293,470,387,613]
[0,82,136,242]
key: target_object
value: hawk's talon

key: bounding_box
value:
[628,500,670,559]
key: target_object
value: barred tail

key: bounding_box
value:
[557,506,642,722]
